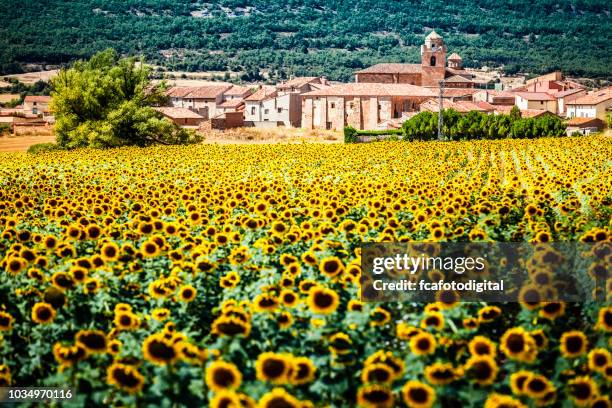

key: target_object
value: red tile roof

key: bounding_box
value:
[552,88,585,98]
[355,63,422,75]
[218,99,245,108]
[565,117,604,126]
[515,92,555,101]
[277,77,319,89]
[494,106,552,118]
[245,86,277,101]
[24,95,51,103]
[154,107,203,119]
[421,98,492,113]
[224,85,252,96]
[166,85,231,99]
[566,87,612,105]
[448,53,462,60]
[303,83,436,97]
[444,74,473,83]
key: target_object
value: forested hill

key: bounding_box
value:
[1,0,611,81]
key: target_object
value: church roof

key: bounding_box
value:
[355,63,422,75]
[448,53,462,60]
[426,31,442,40]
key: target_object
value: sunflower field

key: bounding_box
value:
[0,136,611,407]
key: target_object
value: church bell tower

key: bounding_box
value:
[421,31,447,87]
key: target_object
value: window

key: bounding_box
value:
[251,107,255,115]
[349,103,354,109]
[330,103,335,109]
[430,56,436,66]
[33,102,37,106]
[264,109,269,114]
[540,101,544,105]
[277,108,282,113]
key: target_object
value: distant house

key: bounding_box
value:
[493,106,555,118]
[515,92,557,114]
[566,87,612,123]
[23,95,51,116]
[0,94,20,107]
[166,85,232,119]
[154,107,204,127]
[565,117,605,135]
[552,88,586,116]
[301,83,435,131]
[244,78,327,128]
[473,90,515,106]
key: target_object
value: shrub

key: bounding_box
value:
[27,142,60,154]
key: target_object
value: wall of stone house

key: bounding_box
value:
[302,98,314,129]
[346,97,363,129]
[398,74,422,85]
[327,97,345,130]
[355,73,396,83]
[421,66,446,87]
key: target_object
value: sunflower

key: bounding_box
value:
[179,285,197,302]
[539,301,565,320]
[100,242,120,262]
[363,350,404,379]
[500,327,537,362]
[6,257,26,275]
[370,307,391,326]
[409,332,437,356]
[523,373,553,399]
[357,384,395,408]
[205,360,242,392]
[142,333,178,365]
[210,390,242,408]
[212,316,251,337]
[255,352,291,384]
[420,311,444,330]
[567,376,598,406]
[280,289,299,307]
[560,330,588,358]
[107,339,122,355]
[114,311,140,331]
[253,293,279,313]
[509,370,531,396]
[140,240,160,257]
[424,362,457,385]
[329,332,353,355]
[484,393,527,408]
[107,363,144,394]
[290,356,316,385]
[590,396,611,408]
[587,348,610,373]
[468,336,497,358]
[277,311,293,329]
[0,311,14,331]
[319,256,344,278]
[53,342,88,366]
[518,284,542,310]
[31,302,56,324]
[75,329,108,353]
[478,306,502,323]
[401,380,435,408]
[151,308,171,321]
[361,363,394,385]
[464,355,499,386]
[596,306,612,332]
[307,287,339,315]
[257,388,300,408]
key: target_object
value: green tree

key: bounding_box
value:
[607,112,612,128]
[50,49,202,149]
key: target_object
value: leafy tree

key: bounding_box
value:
[50,49,201,149]
[607,112,612,128]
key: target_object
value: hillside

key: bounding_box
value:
[1,0,611,81]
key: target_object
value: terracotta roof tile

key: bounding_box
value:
[303,83,436,97]
[277,77,319,89]
[24,95,51,103]
[355,63,422,75]
[448,53,462,60]
[515,92,555,101]
[154,107,203,119]
[245,86,277,101]
[566,87,612,105]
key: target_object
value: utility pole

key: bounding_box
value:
[438,79,444,140]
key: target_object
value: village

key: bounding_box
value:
[1,31,611,143]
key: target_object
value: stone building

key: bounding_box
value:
[301,83,435,131]
[354,31,474,88]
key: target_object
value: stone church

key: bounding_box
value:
[354,31,473,88]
